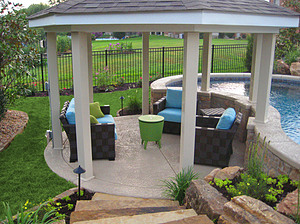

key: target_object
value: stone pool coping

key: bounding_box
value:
[150,73,300,178]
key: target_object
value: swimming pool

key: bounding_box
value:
[168,77,300,144]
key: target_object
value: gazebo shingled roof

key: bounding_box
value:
[28,0,299,20]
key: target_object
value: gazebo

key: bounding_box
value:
[28,0,299,180]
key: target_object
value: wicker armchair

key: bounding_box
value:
[153,95,200,135]
[153,96,181,134]
[59,101,115,162]
[194,112,243,167]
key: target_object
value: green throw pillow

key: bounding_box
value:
[90,115,99,124]
[90,102,104,118]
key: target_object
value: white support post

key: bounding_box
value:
[46,32,63,150]
[249,34,263,103]
[180,32,199,170]
[87,33,93,103]
[142,32,150,115]
[71,32,94,180]
[255,33,276,123]
[201,33,212,91]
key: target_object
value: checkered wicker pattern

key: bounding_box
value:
[199,108,225,116]
[194,112,242,167]
[60,101,115,163]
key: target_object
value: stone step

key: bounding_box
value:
[73,209,197,224]
[162,215,214,224]
[70,206,185,223]
[75,199,179,212]
[92,192,154,201]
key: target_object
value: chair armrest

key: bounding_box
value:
[153,96,166,115]
[195,126,235,135]
[101,105,110,115]
[196,115,219,128]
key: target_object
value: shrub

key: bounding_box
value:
[113,32,126,40]
[126,90,142,113]
[0,89,7,121]
[94,67,113,91]
[275,0,299,60]
[244,34,254,72]
[284,48,300,66]
[225,33,235,39]
[247,134,269,181]
[162,167,199,205]
[56,35,71,53]
[218,33,225,39]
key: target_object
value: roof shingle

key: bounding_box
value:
[28,0,299,20]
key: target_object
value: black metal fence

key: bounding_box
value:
[26,44,248,92]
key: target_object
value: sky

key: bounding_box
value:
[11,0,50,8]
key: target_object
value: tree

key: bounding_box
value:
[0,0,38,119]
[25,3,49,16]
[49,0,66,6]
[113,32,126,40]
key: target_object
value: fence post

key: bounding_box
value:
[162,47,165,77]
[105,49,108,67]
[41,53,45,92]
[211,44,215,73]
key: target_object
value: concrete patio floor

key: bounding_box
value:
[45,115,245,199]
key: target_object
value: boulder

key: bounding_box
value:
[184,180,228,220]
[214,166,243,181]
[276,60,290,75]
[277,189,299,217]
[204,168,221,183]
[218,195,295,224]
[290,62,300,76]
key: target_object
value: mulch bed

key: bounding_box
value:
[52,189,94,224]
[0,110,29,151]
[30,83,141,97]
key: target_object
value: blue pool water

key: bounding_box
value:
[168,78,300,144]
[210,80,300,144]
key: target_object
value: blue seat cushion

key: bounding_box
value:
[216,108,236,130]
[97,115,115,124]
[97,115,118,140]
[158,108,182,123]
[166,89,182,109]
[66,99,117,140]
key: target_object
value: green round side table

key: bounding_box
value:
[138,115,164,150]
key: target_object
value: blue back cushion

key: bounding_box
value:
[158,108,182,123]
[97,115,118,140]
[66,98,76,124]
[216,108,236,130]
[165,89,182,109]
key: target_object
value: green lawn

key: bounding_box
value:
[0,88,142,220]
[29,36,248,92]
[92,35,247,51]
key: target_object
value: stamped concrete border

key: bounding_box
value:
[150,73,300,180]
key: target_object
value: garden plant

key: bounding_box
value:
[210,135,299,222]
[162,167,199,205]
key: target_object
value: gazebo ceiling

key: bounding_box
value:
[28,0,299,33]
